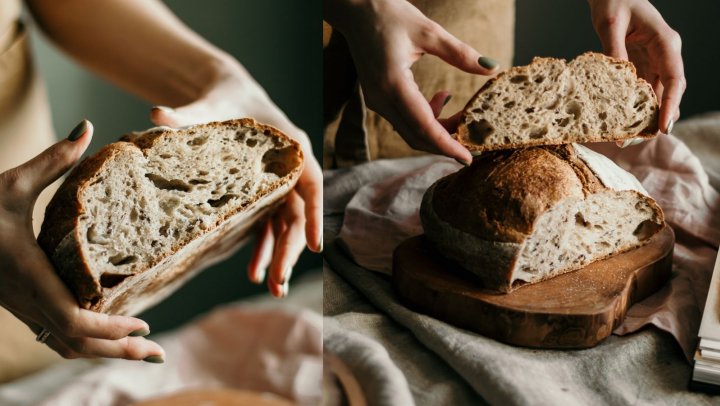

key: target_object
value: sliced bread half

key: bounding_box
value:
[456,52,659,153]
[38,119,303,315]
[420,143,664,292]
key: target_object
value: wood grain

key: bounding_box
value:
[392,225,674,349]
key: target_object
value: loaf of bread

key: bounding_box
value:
[420,144,664,292]
[456,52,659,153]
[38,119,303,315]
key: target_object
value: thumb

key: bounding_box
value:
[422,25,500,75]
[10,120,93,198]
[150,103,209,129]
[594,15,630,60]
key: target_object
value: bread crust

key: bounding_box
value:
[38,118,303,313]
[421,144,664,292]
[455,52,660,152]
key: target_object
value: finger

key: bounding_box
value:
[422,23,499,75]
[19,249,150,340]
[428,91,451,118]
[655,32,685,133]
[49,334,164,361]
[294,159,323,253]
[248,220,274,284]
[268,192,306,297]
[4,120,93,198]
[150,106,190,128]
[594,13,630,60]
[438,110,464,134]
[390,73,472,163]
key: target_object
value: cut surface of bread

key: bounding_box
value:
[456,52,659,152]
[38,119,303,315]
[420,144,664,292]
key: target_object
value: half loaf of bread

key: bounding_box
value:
[456,52,659,153]
[38,119,303,315]
[420,144,664,292]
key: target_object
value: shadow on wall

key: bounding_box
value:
[29,0,322,332]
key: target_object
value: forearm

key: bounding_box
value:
[26,0,243,106]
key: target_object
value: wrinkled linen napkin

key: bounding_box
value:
[338,130,720,360]
[31,305,322,406]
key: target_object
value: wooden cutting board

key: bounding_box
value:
[392,225,674,349]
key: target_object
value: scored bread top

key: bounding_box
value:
[38,118,303,313]
[455,52,659,152]
[431,144,659,243]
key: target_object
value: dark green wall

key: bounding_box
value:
[31,0,322,332]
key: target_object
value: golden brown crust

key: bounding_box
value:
[432,145,605,243]
[455,52,660,153]
[38,119,303,312]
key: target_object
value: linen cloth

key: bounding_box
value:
[324,116,720,405]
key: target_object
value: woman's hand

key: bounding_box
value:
[325,0,500,165]
[0,121,165,362]
[588,0,685,134]
[149,62,322,298]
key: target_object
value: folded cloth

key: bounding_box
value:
[337,129,720,361]
[30,305,322,406]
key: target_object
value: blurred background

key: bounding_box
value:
[515,0,719,120]
[28,0,322,333]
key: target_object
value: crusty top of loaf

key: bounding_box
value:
[431,145,608,243]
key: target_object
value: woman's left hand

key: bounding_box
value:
[150,62,322,298]
[588,0,685,135]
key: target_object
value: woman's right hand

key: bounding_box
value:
[325,0,500,164]
[0,120,165,362]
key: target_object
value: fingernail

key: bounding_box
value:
[470,151,483,157]
[666,118,674,134]
[281,267,293,285]
[478,56,499,70]
[455,158,469,167]
[443,95,452,106]
[128,328,150,337]
[67,119,89,141]
[252,267,266,284]
[143,355,165,364]
[319,233,324,253]
[153,106,175,114]
[282,280,289,297]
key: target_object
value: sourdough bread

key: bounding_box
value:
[456,52,659,153]
[38,119,303,315]
[420,144,664,292]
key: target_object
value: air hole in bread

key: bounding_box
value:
[246,138,258,147]
[108,254,138,266]
[159,154,172,159]
[207,194,238,208]
[525,107,535,114]
[229,168,239,174]
[189,179,210,185]
[510,75,529,84]
[625,120,643,130]
[145,173,191,192]
[187,137,208,147]
[100,272,131,288]
[565,101,582,120]
[534,76,545,84]
[598,112,607,120]
[468,119,495,144]
[575,212,590,227]
[504,101,516,109]
[528,126,548,139]
[633,219,661,240]
[262,147,300,177]
[234,131,245,141]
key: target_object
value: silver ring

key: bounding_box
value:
[35,328,51,344]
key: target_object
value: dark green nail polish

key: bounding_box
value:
[129,328,150,337]
[443,95,452,106]
[143,355,165,364]
[67,120,89,141]
[666,119,674,134]
[478,56,499,70]
[455,158,470,167]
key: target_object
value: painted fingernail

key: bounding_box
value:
[666,118,674,134]
[319,233,324,253]
[443,95,452,106]
[478,56,499,70]
[282,280,289,297]
[455,158,469,167]
[143,355,165,364]
[67,119,89,141]
[128,327,150,337]
[252,267,267,284]
[153,106,175,114]
[470,150,483,157]
[281,267,293,285]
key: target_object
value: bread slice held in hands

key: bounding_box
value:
[456,52,659,153]
[38,119,303,315]
[420,144,664,293]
